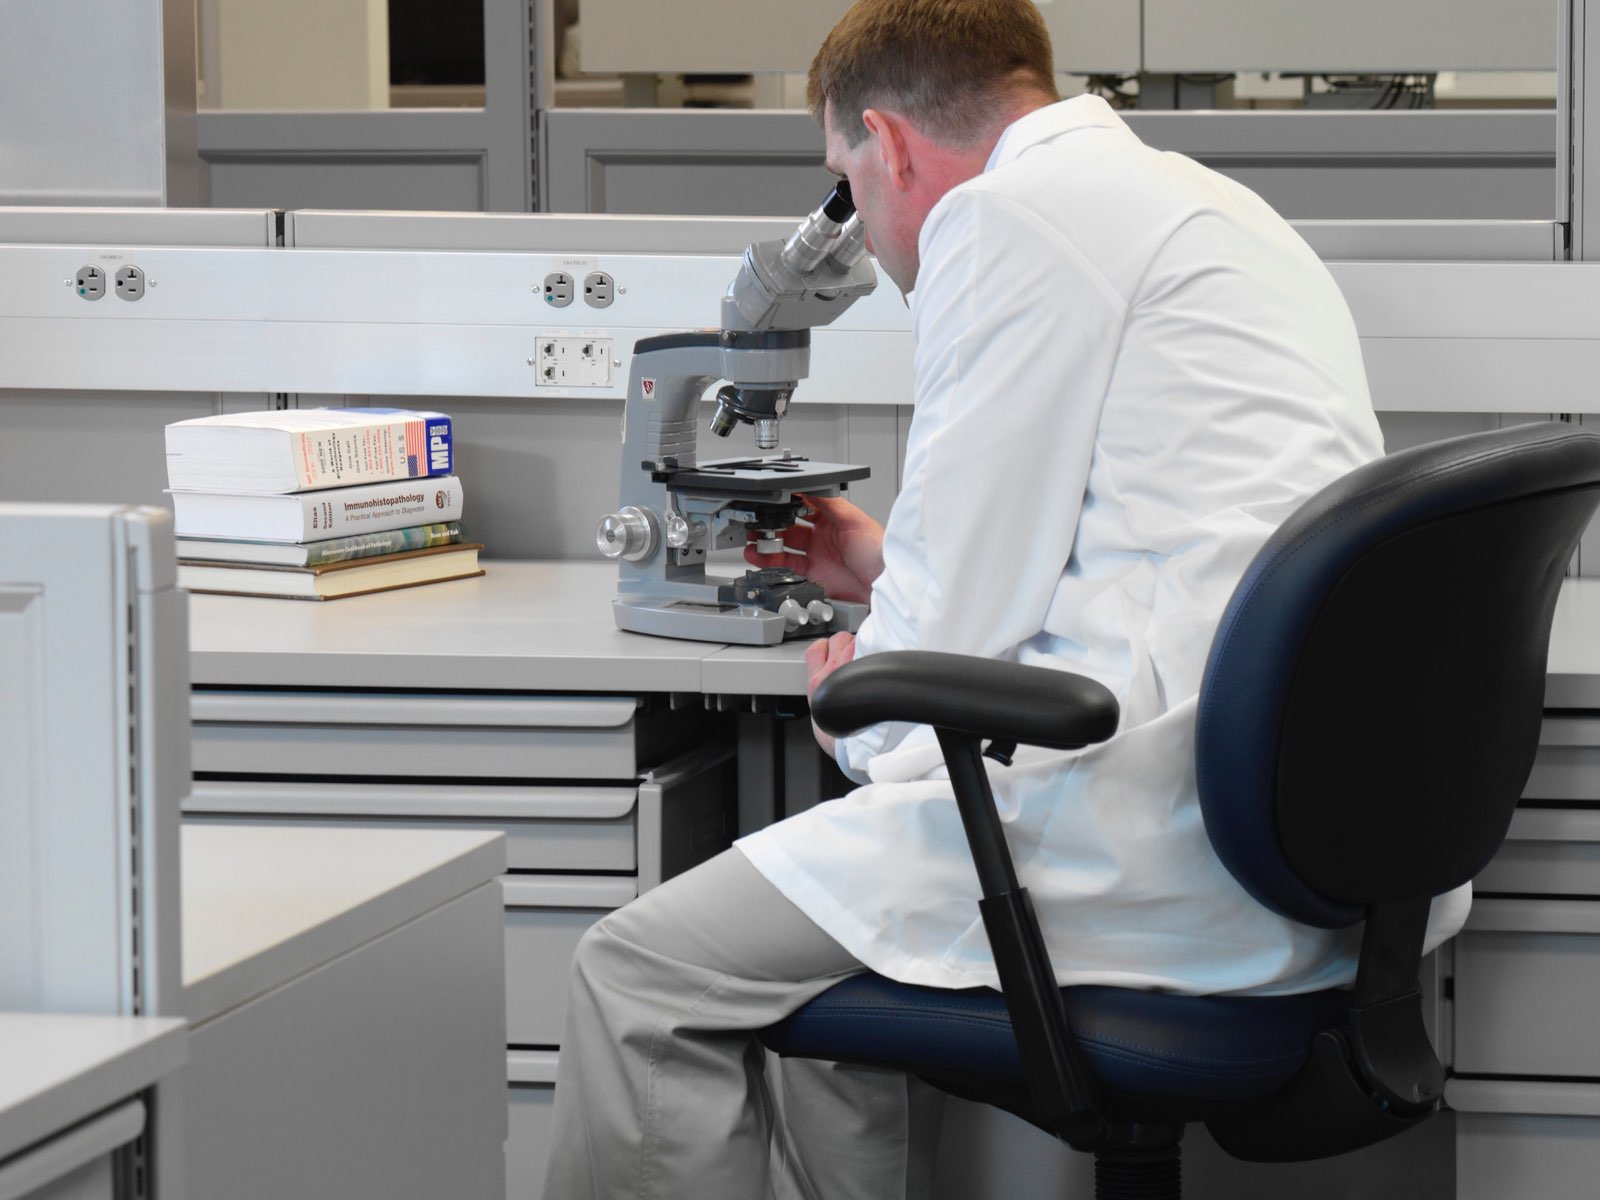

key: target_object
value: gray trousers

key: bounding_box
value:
[542,848,944,1200]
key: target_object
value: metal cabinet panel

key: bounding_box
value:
[503,877,638,1047]
[1475,808,1600,896]
[507,1050,558,1200]
[191,690,706,780]
[187,781,639,872]
[1457,1112,1600,1200]
[0,1100,141,1200]
[1454,903,1600,1076]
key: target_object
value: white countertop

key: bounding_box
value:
[182,823,506,1025]
[0,1013,187,1161]
[188,559,812,694]
[187,561,1600,703]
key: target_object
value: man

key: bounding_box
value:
[544,2,1469,1196]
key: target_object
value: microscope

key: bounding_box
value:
[596,182,877,645]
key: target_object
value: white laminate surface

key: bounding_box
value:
[181,824,505,1025]
[0,1014,186,1161]
[187,560,722,692]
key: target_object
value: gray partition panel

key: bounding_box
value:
[541,110,832,215]
[544,108,1559,220]
[0,209,275,247]
[1143,0,1552,73]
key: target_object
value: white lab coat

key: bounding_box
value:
[737,96,1470,995]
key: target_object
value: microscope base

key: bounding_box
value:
[613,594,867,645]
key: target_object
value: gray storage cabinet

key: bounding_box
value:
[185,687,737,1199]
[1451,716,1600,1198]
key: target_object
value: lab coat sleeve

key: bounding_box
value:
[836,187,1129,782]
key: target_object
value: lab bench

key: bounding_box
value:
[184,561,799,1198]
[184,560,1600,1200]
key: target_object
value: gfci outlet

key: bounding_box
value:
[75,265,106,301]
[543,271,574,307]
[537,336,613,387]
[114,265,145,301]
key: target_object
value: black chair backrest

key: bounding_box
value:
[1196,424,1600,928]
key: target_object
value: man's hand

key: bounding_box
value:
[745,494,885,605]
[805,631,856,758]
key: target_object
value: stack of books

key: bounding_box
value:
[164,407,485,600]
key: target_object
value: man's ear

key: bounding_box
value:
[862,108,913,191]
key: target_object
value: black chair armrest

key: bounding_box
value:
[810,651,1119,751]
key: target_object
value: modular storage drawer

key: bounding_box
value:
[1453,899,1600,1077]
[504,876,638,1047]
[191,690,706,779]
[0,1099,144,1200]
[1449,1082,1600,1200]
[507,1050,558,1200]
[186,781,639,872]
[1474,807,1600,896]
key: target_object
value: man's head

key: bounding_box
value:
[809,0,1058,292]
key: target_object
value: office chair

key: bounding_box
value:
[762,422,1600,1199]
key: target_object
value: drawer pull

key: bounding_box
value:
[188,780,638,820]
[0,1099,144,1200]
[192,690,638,729]
[502,876,637,910]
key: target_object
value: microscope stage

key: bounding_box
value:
[663,456,870,497]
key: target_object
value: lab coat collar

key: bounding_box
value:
[985,94,1133,173]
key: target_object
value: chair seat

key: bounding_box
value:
[764,973,1352,1105]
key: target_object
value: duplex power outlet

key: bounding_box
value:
[75,265,106,301]
[543,271,575,308]
[537,336,613,387]
[583,271,615,308]
[114,265,145,301]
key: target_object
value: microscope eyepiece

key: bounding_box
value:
[822,179,854,222]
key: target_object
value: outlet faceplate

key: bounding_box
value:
[75,265,106,301]
[114,265,145,301]
[583,271,615,309]
[537,336,613,387]
[543,271,574,308]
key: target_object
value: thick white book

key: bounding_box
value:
[170,476,464,543]
[165,407,453,494]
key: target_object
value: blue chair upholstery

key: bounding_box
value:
[761,423,1600,1199]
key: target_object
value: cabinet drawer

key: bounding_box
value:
[191,690,704,779]
[186,781,638,872]
[1475,807,1600,896]
[504,877,637,1047]
[1451,1082,1600,1200]
[1454,900,1600,1077]
[1523,718,1600,802]
[507,1051,558,1200]
[0,1100,142,1200]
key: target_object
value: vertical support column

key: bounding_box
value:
[1564,0,1600,261]
[736,710,781,835]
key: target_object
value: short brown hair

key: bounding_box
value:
[808,0,1058,148]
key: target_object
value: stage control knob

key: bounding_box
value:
[664,511,691,549]
[777,598,809,630]
[805,600,834,625]
[596,507,658,562]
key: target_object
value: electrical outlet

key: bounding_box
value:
[537,336,613,387]
[75,265,106,301]
[114,265,145,301]
[583,271,615,309]
[543,271,575,308]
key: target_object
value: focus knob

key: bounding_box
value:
[596,507,658,562]
[664,511,692,549]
